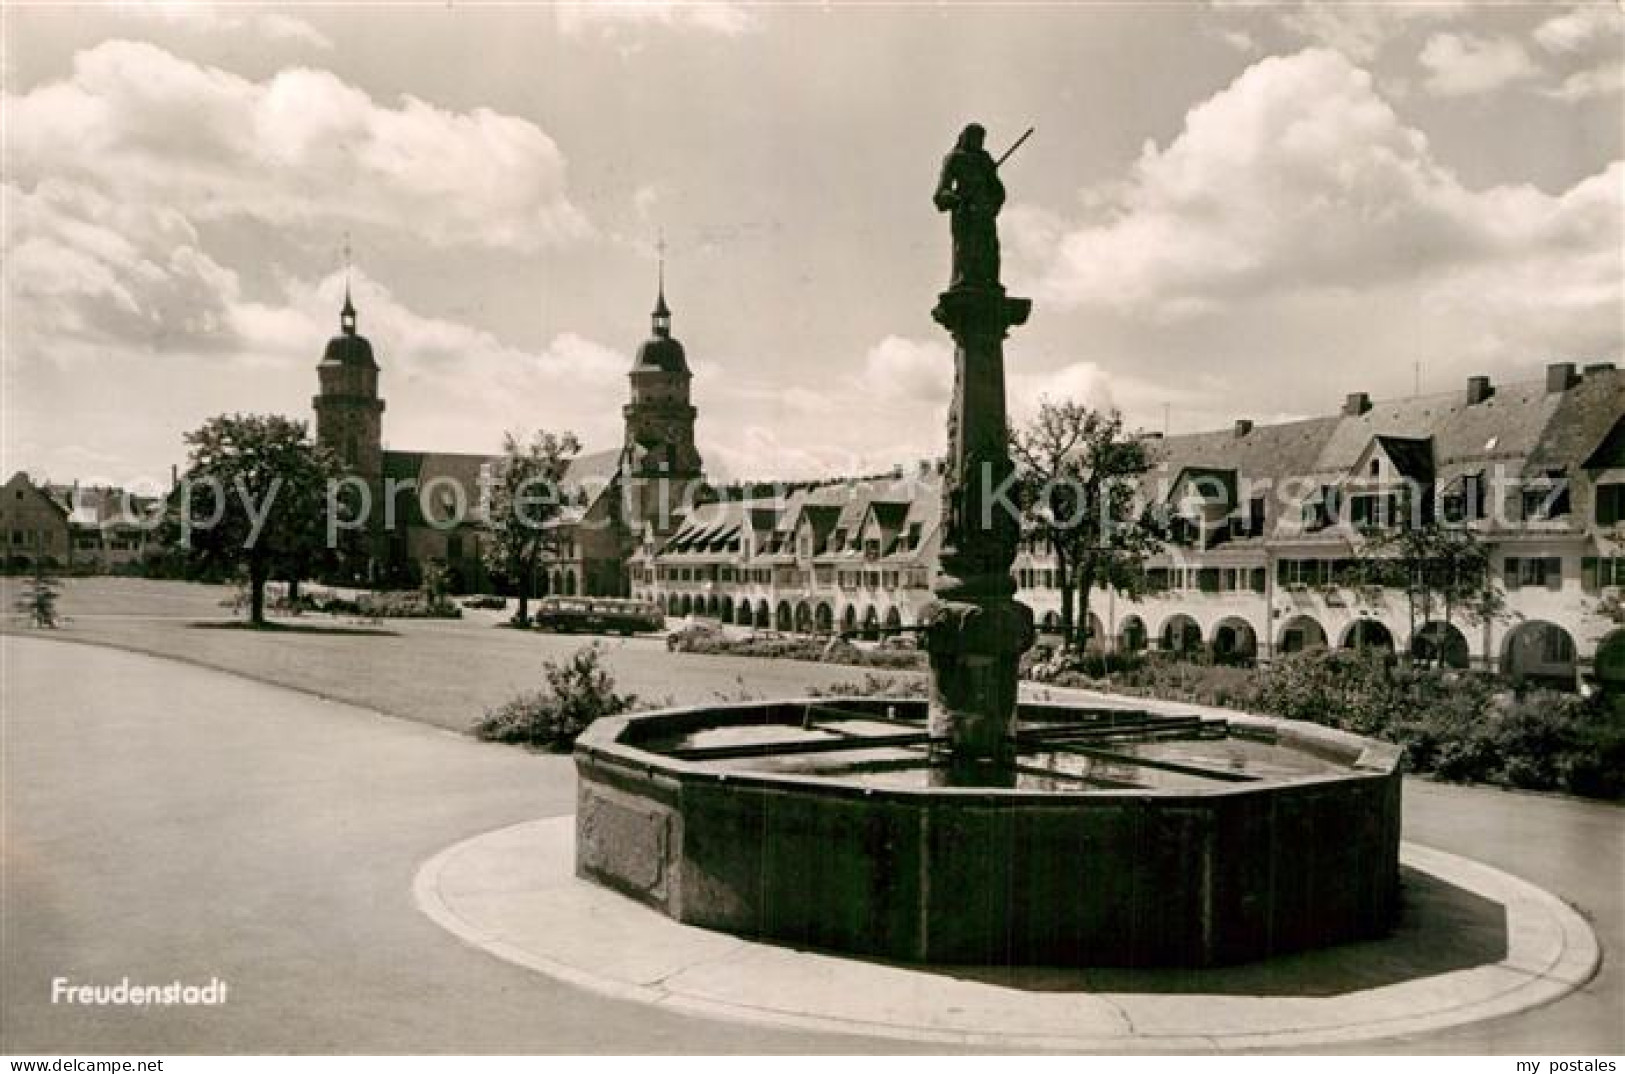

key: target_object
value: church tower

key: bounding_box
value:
[622,262,702,530]
[313,286,385,479]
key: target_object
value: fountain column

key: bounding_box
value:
[921,123,1036,778]
[924,286,1034,776]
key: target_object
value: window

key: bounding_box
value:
[1351,493,1398,531]
[1441,473,1485,524]
[1597,483,1625,526]
[1522,472,1571,522]
[1278,559,1332,588]
[1583,558,1625,590]
[1370,458,1381,478]
[1504,556,1563,590]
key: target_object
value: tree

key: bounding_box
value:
[170,414,345,627]
[484,429,580,626]
[14,562,62,628]
[1010,402,1160,653]
[1362,521,1503,668]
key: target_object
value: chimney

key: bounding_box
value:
[1234,419,1253,438]
[1466,375,1493,405]
[1546,362,1578,393]
[1343,392,1371,416]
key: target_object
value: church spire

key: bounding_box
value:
[651,229,671,337]
[340,232,358,336]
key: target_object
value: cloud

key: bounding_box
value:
[7,40,589,251]
[254,13,334,50]
[1214,28,1259,54]
[1545,62,1625,101]
[1020,48,1620,354]
[108,2,333,49]
[4,171,629,462]
[856,335,953,405]
[1534,4,1620,54]
[3,179,243,355]
[555,1,759,39]
[1255,1,1469,62]
[1419,33,1539,96]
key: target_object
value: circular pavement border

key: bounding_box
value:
[414,817,1598,1051]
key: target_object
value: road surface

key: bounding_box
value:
[3,635,1620,1053]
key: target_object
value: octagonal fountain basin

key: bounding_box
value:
[574,697,1402,969]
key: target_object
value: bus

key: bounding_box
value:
[533,596,665,637]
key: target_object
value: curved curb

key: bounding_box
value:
[414,817,1599,1052]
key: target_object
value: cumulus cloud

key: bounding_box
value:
[261,272,633,450]
[857,336,953,405]
[555,1,759,39]
[1258,1,1469,62]
[1419,33,1539,96]
[7,40,589,251]
[1534,4,1620,54]
[1545,62,1625,101]
[254,12,334,49]
[1020,47,1621,360]
[3,179,243,355]
[108,2,333,49]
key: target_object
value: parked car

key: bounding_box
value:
[533,597,664,637]
[666,616,726,652]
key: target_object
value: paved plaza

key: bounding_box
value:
[3,628,1621,1054]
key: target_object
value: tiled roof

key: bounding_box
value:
[1149,416,1341,487]
[383,445,627,526]
[1373,436,1435,484]
[1311,378,1562,477]
[43,484,157,528]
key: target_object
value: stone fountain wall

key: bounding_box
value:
[574,699,1402,968]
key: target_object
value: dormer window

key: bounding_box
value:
[1522,470,1571,522]
[1370,458,1380,478]
[1441,472,1485,524]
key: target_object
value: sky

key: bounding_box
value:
[4,0,1621,488]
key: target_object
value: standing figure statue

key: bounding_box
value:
[933,123,1005,292]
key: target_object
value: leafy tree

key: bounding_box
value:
[14,562,62,628]
[1010,402,1160,653]
[483,429,580,626]
[170,414,345,626]
[1361,521,1503,667]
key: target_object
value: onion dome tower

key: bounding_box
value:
[313,284,385,479]
[623,256,702,483]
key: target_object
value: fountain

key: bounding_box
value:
[573,125,1401,968]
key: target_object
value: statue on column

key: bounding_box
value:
[933,123,1006,292]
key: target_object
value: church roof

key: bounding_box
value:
[322,333,377,368]
[633,335,688,375]
[380,446,628,527]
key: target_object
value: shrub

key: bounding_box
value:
[808,673,928,700]
[13,565,63,628]
[663,628,927,671]
[356,590,462,619]
[474,643,640,750]
[1560,704,1625,799]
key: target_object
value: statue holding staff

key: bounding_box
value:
[933,123,1030,292]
